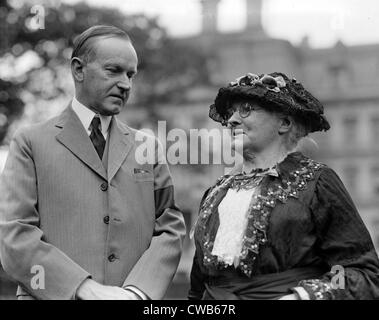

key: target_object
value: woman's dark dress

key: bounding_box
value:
[189,152,379,300]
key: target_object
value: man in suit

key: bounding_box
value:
[0,25,186,300]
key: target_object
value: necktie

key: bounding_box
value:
[90,116,106,159]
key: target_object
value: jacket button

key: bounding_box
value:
[108,254,116,262]
[100,182,108,191]
[103,216,110,224]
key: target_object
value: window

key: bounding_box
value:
[374,220,379,250]
[371,116,379,143]
[371,166,379,196]
[342,115,357,144]
[342,165,358,194]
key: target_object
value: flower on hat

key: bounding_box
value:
[229,73,286,93]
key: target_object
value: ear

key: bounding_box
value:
[71,57,85,82]
[278,116,292,134]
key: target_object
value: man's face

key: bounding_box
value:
[80,36,138,116]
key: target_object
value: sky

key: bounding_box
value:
[60,0,379,48]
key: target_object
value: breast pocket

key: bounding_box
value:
[133,168,154,182]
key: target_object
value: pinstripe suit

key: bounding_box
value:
[0,105,185,299]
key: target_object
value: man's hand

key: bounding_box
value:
[76,279,139,300]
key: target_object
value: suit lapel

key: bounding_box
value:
[55,106,107,180]
[107,117,133,182]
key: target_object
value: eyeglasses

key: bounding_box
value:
[233,102,262,118]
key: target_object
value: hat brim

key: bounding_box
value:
[210,84,330,133]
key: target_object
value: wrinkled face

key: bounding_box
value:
[78,36,138,116]
[227,100,282,155]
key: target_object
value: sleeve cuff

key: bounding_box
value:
[73,275,93,300]
[123,285,150,300]
[291,286,311,300]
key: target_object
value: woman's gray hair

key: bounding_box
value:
[287,117,309,150]
[277,113,311,151]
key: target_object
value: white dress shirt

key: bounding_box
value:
[71,97,112,139]
[212,187,259,267]
[71,97,148,300]
[211,167,280,268]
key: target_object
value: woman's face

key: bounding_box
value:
[227,100,282,155]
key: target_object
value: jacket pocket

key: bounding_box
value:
[133,168,154,182]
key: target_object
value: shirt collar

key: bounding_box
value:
[71,97,112,136]
[241,165,279,178]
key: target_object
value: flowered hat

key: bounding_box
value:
[209,72,330,133]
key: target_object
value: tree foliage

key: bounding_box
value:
[0,0,209,144]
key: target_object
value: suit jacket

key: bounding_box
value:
[0,105,186,300]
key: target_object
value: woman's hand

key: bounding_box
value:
[278,293,299,300]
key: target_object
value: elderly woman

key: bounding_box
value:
[188,72,379,300]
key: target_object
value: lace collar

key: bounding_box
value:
[193,152,325,277]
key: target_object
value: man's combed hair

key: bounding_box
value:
[71,25,131,61]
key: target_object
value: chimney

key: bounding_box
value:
[245,0,263,32]
[200,0,220,34]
